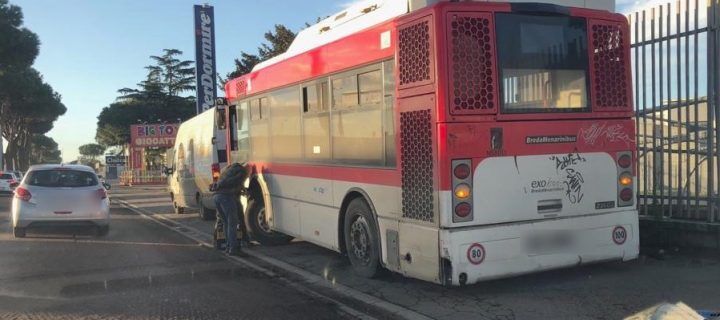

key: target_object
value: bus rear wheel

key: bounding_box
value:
[246,199,293,246]
[344,198,381,278]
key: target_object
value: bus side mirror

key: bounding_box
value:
[164,167,174,175]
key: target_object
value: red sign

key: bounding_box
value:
[130,124,178,148]
[131,148,143,169]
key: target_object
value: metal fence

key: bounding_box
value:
[119,170,167,186]
[629,0,720,222]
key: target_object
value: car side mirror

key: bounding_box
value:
[103,182,111,190]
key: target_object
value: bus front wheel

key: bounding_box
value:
[246,199,293,246]
[344,198,381,278]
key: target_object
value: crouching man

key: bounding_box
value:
[211,162,249,257]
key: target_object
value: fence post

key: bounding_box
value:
[710,0,720,222]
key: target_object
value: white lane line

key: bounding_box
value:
[114,199,387,320]
[7,238,201,247]
[130,202,174,209]
[111,192,168,198]
[123,197,171,204]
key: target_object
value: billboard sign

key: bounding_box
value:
[130,124,178,148]
[105,155,126,166]
[194,4,217,114]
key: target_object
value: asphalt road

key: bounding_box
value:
[0,194,358,320]
[113,186,720,320]
[3,187,720,320]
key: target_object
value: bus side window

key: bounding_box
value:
[269,87,302,160]
[237,102,250,161]
[331,69,383,165]
[228,106,239,151]
[303,82,330,160]
[250,98,271,159]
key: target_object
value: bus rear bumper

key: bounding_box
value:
[439,209,639,286]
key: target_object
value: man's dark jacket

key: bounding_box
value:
[213,163,248,196]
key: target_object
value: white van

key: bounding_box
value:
[167,106,227,220]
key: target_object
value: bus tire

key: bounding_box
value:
[246,199,293,246]
[343,198,381,278]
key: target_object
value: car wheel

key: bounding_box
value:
[199,203,215,221]
[344,198,381,278]
[13,227,26,238]
[97,225,109,237]
[246,199,293,246]
[173,201,184,215]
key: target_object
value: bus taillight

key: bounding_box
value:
[616,152,634,207]
[452,160,473,222]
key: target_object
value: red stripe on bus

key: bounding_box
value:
[250,162,401,187]
[226,21,396,100]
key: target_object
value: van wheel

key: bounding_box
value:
[13,227,26,238]
[199,203,215,221]
[344,198,381,278]
[96,225,109,237]
[173,202,184,215]
[247,199,292,246]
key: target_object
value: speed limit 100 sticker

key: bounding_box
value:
[467,243,486,265]
[612,226,627,245]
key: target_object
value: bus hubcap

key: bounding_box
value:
[350,216,371,264]
[257,208,271,233]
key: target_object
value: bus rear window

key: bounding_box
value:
[496,13,589,113]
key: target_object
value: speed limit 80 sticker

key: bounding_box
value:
[466,243,486,265]
[612,226,627,245]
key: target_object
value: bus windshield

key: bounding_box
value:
[496,13,589,113]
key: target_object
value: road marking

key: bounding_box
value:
[115,198,434,320]
[129,202,175,209]
[6,238,201,247]
[122,197,171,204]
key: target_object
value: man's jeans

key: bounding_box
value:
[213,193,239,251]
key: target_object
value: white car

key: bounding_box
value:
[11,164,111,238]
[0,172,19,194]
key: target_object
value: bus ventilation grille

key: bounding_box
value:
[398,19,431,86]
[590,21,629,109]
[449,13,496,114]
[400,109,434,222]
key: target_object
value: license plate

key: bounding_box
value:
[524,230,575,255]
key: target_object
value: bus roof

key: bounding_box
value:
[226,0,617,100]
[252,0,614,72]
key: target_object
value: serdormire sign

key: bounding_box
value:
[130,124,178,148]
[193,4,217,114]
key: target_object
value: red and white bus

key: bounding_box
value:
[224,0,638,285]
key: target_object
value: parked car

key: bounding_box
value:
[10,170,24,180]
[11,164,111,238]
[0,172,19,194]
[167,106,227,220]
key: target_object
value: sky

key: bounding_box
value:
[6,0,666,162]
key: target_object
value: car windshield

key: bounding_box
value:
[0,174,13,180]
[25,169,98,187]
